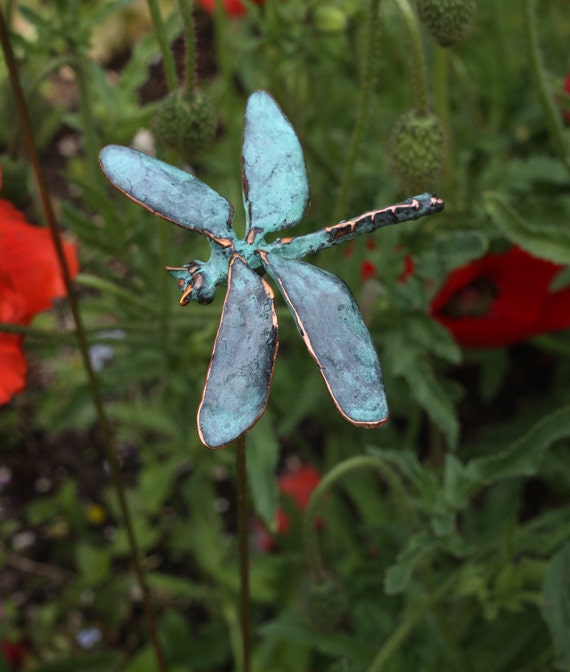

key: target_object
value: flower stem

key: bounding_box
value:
[177,0,197,98]
[366,574,456,672]
[521,0,570,175]
[393,0,429,115]
[332,0,380,223]
[146,0,178,92]
[0,10,168,672]
[235,435,251,672]
[303,454,414,580]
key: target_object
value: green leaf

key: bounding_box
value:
[76,543,111,585]
[541,542,570,670]
[466,406,570,488]
[484,191,570,264]
[32,654,120,672]
[432,230,488,269]
[405,359,460,449]
[384,531,438,594]
[246,410,280,529]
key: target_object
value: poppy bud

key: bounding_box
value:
[390,111,445,192]
[301,574,347,631]
[313,5,347,33]
[154,88,217,160]
[418,0,477,48]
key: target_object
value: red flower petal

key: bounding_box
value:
[1,638,27,670]
[0,199,78,320]
[197,0,263,16]
[0,334,27,405]
[431,246,570,347]
[0,197,79,403]
[254,464,321,551]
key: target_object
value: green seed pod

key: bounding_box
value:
[301,574,348,632]
[154,88,217,160]
[313,5,348,33]
[390,111,445,193]
[418,0,477,48]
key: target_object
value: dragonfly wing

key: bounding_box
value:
[242,91,310,236]
[99,145,234,242]
[260,252,388,427]
[198,255,278,448]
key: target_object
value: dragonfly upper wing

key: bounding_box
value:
[100,145,234,242]
[260,252,388,427]
[242,91,310,236]
[198,255,278,448]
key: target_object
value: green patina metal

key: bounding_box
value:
[99,91,444,449]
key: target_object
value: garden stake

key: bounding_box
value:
[0,9,168,672]
[100,91,444,449]
[235,436,251,672]
[100,90,444,669]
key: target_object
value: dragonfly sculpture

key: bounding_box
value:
[100,91,444,449]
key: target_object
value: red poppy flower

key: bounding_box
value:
[560,74,570,124]
[254,464,321,551]
[0,197,79,404]
[1,638,26,671]
[430,246,570,347]
[197,0,263,17]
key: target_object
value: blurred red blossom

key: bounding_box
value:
[560,74,570,124]
[197,0,263,17]
[254,464,321,551]
[0,197,79,404]
[430,246,570,347]
[1,639,26,671]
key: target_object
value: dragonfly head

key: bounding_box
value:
[166,263,216,305]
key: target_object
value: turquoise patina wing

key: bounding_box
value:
[259,252,388,427]
[241,91,310,237]
[198,255,278,449]
[99,145,234,243]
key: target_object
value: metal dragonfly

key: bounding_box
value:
[99,91,444,449]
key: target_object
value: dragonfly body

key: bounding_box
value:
[100,91,444,448]
[166,192,443,306]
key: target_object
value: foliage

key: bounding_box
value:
[1,0,569,670]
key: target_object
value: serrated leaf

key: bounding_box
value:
[408,313,462,364]
[466,406,570,488]
[484,192,570,264]
[406,359,459,449]
[106,402,179,439]
[432,230,488,269]
[541,542,570,670]
[385,531,437,594]
[246,410,280,529]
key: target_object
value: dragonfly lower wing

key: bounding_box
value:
[198,255,278,448]
[260,252,388,427]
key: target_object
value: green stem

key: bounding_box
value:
[212,0,232,99]
[521,0,570,174]
[177,0,196,97]
[303,454,414,580]
[433,45,454,200]
[0,10,168,672]
[393,0,430,115]
[331,0,380,223]
[235,436,251,672]
[69,49,106,193]
[146,0,178,92]
[420,562,469,672]
[367,575,456,672]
